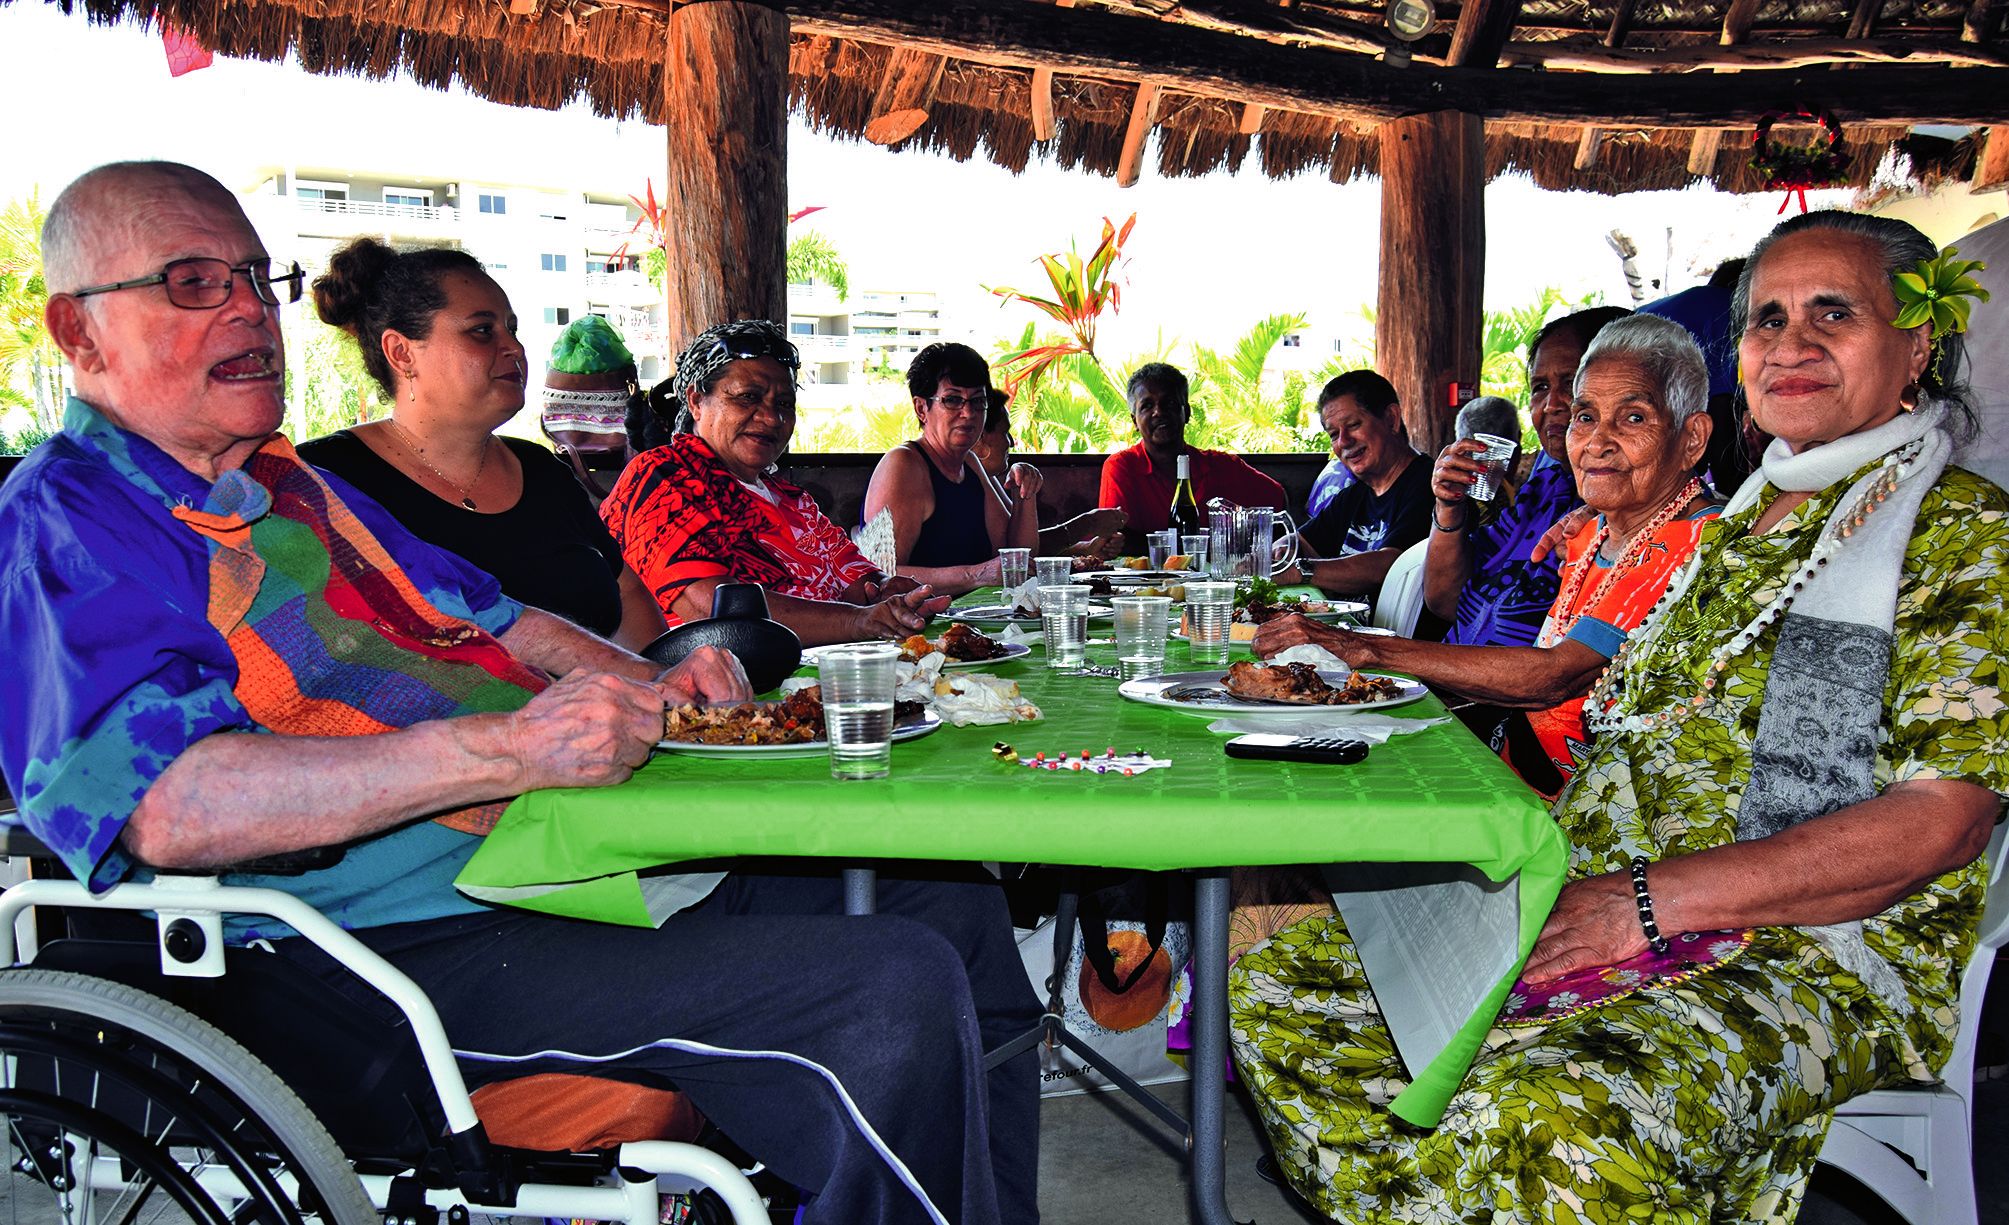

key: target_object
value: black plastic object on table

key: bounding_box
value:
[641,582,803,695]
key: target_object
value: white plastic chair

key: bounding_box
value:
[1371,540,1431,636]
[1815,820,2009,1225]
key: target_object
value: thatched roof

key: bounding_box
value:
[24,0,2009,195]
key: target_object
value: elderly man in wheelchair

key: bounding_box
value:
[0,161,1042,1225]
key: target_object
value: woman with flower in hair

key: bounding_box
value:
[1231,211,2008,1222]
[602,319,949,646]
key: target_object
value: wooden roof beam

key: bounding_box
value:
[1448,0,1524,67]
[1116,81,1162,187]
[1687,128,1724,175]
[1239,102,1267,135]
[1575,126,1605,169]
[776,0,2009,126]
[1604,0,1640,47]
[1847,0,1885,40]
[863,47,946,144]
[1977,126,2009,190]
[1497,37,2009,71]
[1028,0,1074,144]
[1720,0,1764,45]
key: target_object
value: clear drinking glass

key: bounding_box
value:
[1040,583,1091,669]
[1465,432,1519,503]
[1113,595,1172,681]
[1035,555,1074,589]
[816,643,899,780]
[1180,534,1210,574]
[1146,529,1178,569]
[998,547,1031,596]
[1184,581,1236,666]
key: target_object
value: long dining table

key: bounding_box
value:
[457,602,1568,1224]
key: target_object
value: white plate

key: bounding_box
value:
[1169,623,1397,645]
[657,709,943,758]
[1077,569,1206,583]
[1117,669,1427,716]
[949,603,1115,627]
[802,641,1033,670]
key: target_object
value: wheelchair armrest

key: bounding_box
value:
[208,845,348,875]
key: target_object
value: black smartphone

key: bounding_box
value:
[1224,734,1370,764]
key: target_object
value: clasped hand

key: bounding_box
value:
[507,645,751,793]
[1250,613,1379,669]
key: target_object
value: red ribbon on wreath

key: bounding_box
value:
[1750,110,1851,214]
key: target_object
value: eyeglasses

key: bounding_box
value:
[931,393,988,415]
[707,335,800,372]
[69,257,305,310]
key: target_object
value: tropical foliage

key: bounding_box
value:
[787,230,850,301]
[985,214,1135,408]
[0,193,66,452]
[280,311,379,443]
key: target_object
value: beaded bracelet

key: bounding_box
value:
[1431,506,1468,533]
[1629,856,1671,955]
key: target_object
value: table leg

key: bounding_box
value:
[1189,868,1241,1225]
[842,867,876,916]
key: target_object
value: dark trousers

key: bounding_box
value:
[281,866,1040,1225]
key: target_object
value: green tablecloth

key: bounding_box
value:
[457,612,1567,1127]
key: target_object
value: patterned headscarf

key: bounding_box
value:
[668,319,801,435]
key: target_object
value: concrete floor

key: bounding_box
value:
[1036,1060,2009,1225]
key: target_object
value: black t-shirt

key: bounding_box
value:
[1299,453,1433,559]
[298,430,625,637]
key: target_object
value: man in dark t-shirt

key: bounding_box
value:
[1283,371,1431,599]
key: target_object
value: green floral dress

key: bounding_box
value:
[1230,464,2009,1224]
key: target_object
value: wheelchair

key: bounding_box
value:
[0,826,771,1225]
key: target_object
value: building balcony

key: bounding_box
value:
[795,334,855,361]
[294,198,458,225]
[787,284,847,316]
[584,270,661,308]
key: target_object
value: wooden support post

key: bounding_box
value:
[1574,126,1605,169]
[1376,111,1484,457]
[664,1,789,350]
[1977,126,2009,191]
[864,47,946,144]
[1116,81,1161,188]
[1687,128,1724,175]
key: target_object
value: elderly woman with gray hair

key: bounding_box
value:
[600,319,948,646]
[1260,313,1720,797]
[1235,210,2009,1224]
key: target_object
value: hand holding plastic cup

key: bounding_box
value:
[998,547,1031,595]
[1040,584,1092,669]
[1465,433,1519,504]
[1184,581,1236,666]
[816,643,899,780]
[1113,595,1172,681]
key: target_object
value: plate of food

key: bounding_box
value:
[804,624,1031,671]
[948,602,1115,627]
[657,688,943,757]
[1170,624,1396,644]
[1117,662,1426,716]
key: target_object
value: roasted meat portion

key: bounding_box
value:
[899,624,1008,662]
[1221,662,1403,706]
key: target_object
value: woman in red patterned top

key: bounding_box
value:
[602,321,950,646]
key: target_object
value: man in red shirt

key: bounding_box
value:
[1097,362,1286,554]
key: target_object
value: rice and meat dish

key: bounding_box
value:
[1221,661,1404,706]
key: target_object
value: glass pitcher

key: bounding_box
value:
[1208,501,1299,581]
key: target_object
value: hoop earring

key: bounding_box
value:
[1898,382,1922,413]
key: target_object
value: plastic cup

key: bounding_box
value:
[816,643,899,780]
[1184,581,1236,666]
[1465,432,1518,504]
[998,547,1031,596]
[1180,534,1210,573]
[1040,584,1091,669]
[1113,596,1172,681]
[1035,555,1074,589]
[1146,529,1178,569]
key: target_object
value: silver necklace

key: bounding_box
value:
[389,420,491,511]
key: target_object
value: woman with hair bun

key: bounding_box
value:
[299,238,666,649]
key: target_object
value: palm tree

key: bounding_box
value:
[1187,312,1327,453]
[0,193,67,447]
[786,230,850,301]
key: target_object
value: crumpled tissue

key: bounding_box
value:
[1265,643,1350,672]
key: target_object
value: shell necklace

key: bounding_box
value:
[1582,439,1922,737]
[389,420,492,511]
[1537,476,1703,649]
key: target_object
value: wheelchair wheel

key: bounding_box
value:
[0,968,378,1225]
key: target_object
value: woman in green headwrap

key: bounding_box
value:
[301,238,668,649]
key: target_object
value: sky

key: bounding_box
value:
[0,1,1851,360]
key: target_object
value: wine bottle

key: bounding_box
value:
[1169,454,1203,535]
